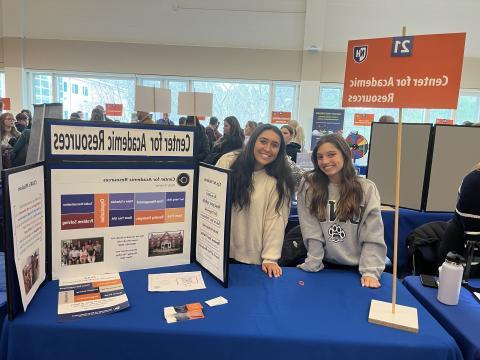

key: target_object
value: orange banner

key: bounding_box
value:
[271,111,291,124]
[436,118,454,125]
[1,98,11,111]
[342,33,465,109]
[105,103,123,116]
[354,113,374,126]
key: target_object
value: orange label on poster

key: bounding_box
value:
[105,103,123,116]
[354,113,374,126]
[1,98,11,111]
[342,33,465,109]
[94,194,109,228]
[436,118,454,125]
[271,111,291,124]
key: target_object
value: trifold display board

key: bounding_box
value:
[2,120,232,319]
[426,125,480,212]
[367,123,433,210]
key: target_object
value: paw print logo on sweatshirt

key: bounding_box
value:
[328,223,346,242]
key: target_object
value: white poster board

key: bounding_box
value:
[135,86,171,113]
[367,123,432,210]
[50,167,194,280]
[426,125,480,212]
[178,92,213,116]
[195,164,231,286]
[7,164,46,310]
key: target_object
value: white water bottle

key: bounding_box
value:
[437,252,464,305]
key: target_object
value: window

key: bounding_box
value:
[72,84,79,94]
[56,75,135,122]
[63,82,67,92]
[167,80,188,123]
[273,84,297,115]
[193,80,270,128]
[32,73,53,104]
[456,93,480,124]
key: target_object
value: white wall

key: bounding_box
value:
[24,0,306,50]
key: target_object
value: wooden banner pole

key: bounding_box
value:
[391,26,406,314]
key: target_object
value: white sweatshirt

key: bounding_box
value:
[216,152,290,265]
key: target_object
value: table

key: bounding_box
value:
[289,205,453,275]
[404,276,480,360]
[0,264,462,360]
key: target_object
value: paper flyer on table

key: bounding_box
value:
[148,271,206,292]
[58,273,129,321]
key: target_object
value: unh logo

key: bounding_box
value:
[328,224,346,243]
[353,45,368,63]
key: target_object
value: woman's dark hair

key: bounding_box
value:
[302,133,363,221]
[16,113,28,122]
[21,109,33,121]
[216,116,244,147]
[230,124,294,213]
[186,115,199,126]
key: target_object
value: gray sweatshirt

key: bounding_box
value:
[297,177,387,280]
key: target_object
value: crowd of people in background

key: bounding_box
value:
[1,96,479,285]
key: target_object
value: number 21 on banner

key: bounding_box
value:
[391,36,414,57]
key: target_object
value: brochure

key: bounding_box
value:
[58,272,129,321]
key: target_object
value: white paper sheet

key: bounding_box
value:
[205,296,228,307]
[148,271,206,292]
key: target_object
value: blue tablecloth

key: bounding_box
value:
[0,264,461,360]
[289,205,453,275]
[404,276,480,360]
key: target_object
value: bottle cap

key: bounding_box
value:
[445,251,464,265]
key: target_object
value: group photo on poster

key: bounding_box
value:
[50,167,194,279]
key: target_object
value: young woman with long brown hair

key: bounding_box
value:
[297,133,386,288]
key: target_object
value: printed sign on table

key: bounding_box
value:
[342,33,466,109]
[105,104,123,117]
[271,111,291,125]
[354,113,375,126]
[436,118,454,125]
[1,97,11,111]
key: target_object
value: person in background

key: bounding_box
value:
[1,112,21,149]
[288,120,305,151]
[186,115,210,162]
[178,116,187,126]
[296,133,386,288]
[0,100,3,112]
[437,162,480,277]
[243,120,257,144]
[281,124,301,163]
[205,116,221,149]
[158,113,174,125]
[69,112,82,120]
[11,128,31,167]
[378,115,395,123]
[90,108,105,122]
[204,115,243,165]
[21,109,33,129]
[95,105,113,121]
[216,124,295,278]
[15,113,29,133]
[77,110,84,120]
[137,111,154,124]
